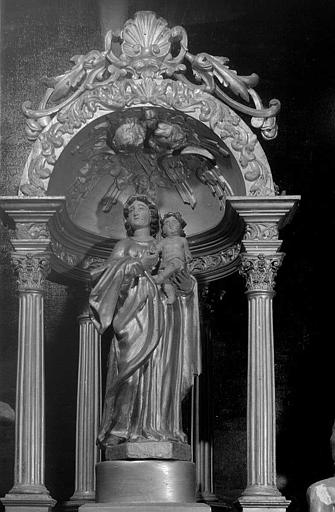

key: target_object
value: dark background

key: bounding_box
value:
[1,1,335,511]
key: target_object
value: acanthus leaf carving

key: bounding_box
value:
[239,253,284,292]
[22,11,279,145]
[50,240,81,267]
[16,223,50,240]
[245,223,279,241]
[52,245,240,279]
[20,79,274,198]
[11,253,50,291]
[189,244,241,274]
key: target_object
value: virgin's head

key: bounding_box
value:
[123,195,159,237]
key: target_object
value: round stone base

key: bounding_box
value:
[96,460,196,503]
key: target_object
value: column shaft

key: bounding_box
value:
[13,291,47,492]
[71,313,101,501]
[245,291,277,494]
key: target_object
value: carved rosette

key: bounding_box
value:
[12,253,50,292]
[240,253,284,292]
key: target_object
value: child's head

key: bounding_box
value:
[161,212,187,237]
[109,118,146,150]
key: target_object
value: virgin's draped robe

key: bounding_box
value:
[89,241,201,447]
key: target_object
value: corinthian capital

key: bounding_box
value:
[11,252,50,291]
[239,253,284,292]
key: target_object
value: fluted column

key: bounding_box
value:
[0,196,65,512]
[238,252,290,512]
[69,292,101,505]
[227,196,300,512]
[2,249,55,512]
[239,253,286,501]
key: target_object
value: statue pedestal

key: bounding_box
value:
[105,441,191,461]
[96,460,196,503]
[80,459,210,512]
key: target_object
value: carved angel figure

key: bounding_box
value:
[67,108,230,217]
[102,109,229,208]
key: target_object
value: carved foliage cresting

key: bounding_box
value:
[20,11,279,198]
[239,253,284,292]
[51,239,80,267]
[12,253,50,291]
[23,11,279,139]
[189,244,240,274]
[49,245,240,280]
[21,80,273,198]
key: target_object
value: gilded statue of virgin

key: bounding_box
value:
[89,195,201,449]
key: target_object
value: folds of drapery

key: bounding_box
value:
[89,256,201,446]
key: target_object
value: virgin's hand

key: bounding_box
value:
[141,252,159,271]
[170,269,194,294]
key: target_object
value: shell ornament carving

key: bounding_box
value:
[111,11,188,78]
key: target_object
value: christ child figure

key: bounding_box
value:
[153,212,192,305]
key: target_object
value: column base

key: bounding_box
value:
[238,495,291,512]
[64,497,95,512]
[68,493,96,502]
[1,493,56,512]
[198,492,218,503]
[80,503,210,512]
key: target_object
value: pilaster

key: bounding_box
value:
[227,196,299,512]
